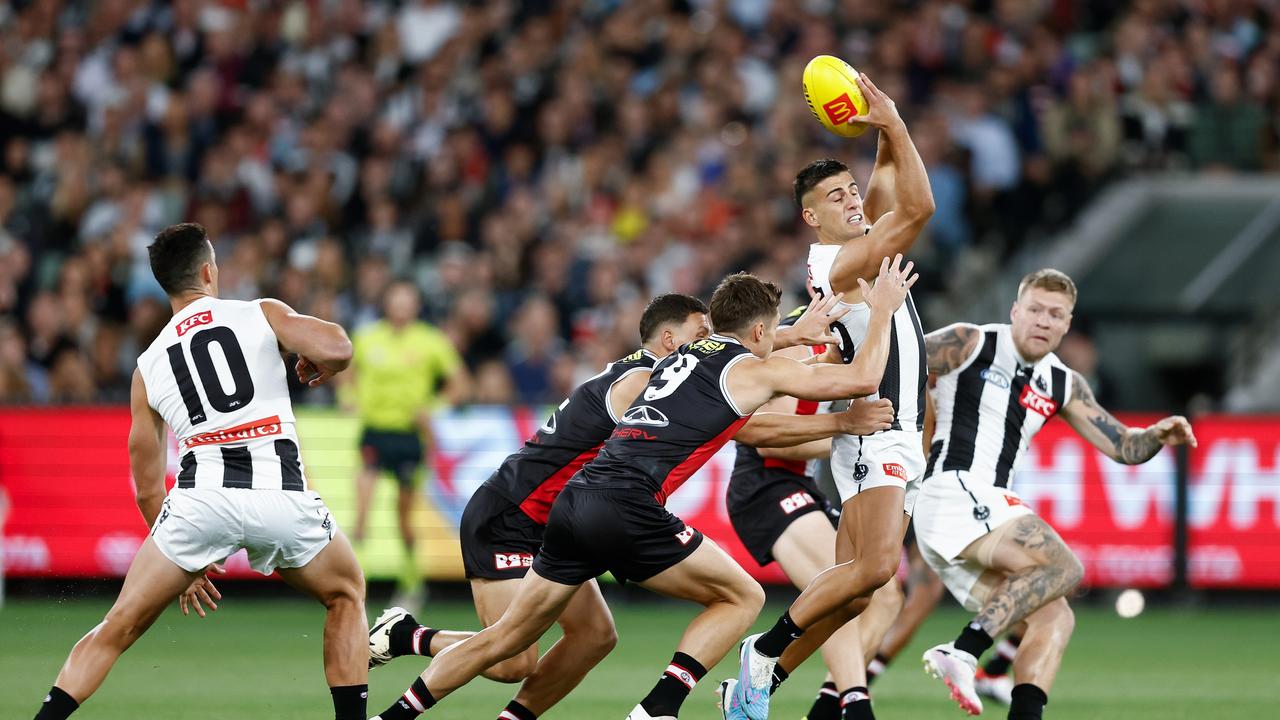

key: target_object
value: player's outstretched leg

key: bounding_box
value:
[278,531,369,720]
[921,516,1082,717]
[369,571,578,719]
[868,540,945,685]
[634,538,765,720]
[33,538,200,720]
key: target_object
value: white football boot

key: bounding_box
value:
[625,704,675,720]
[368,606,412,669]
[922,642,983,715]
[974,668,1014,706]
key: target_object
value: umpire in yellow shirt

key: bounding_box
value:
[347,280,469,602]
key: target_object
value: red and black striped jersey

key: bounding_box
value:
[483,348,658,523]
[571,335,755,504]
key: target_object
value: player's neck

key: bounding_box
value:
[643,341,670,359]
[813,227,848,246]
[1012,340,1045,366]
[170,290,213,315]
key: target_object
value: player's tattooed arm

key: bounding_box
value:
[923,323,981,375]
[1060,371,1197,464]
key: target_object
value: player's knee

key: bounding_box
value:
[731,576,766,616]
[565,615,618,658]
[862,552,900,590]
[1050,599,1076,637]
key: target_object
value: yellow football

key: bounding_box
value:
[802,55,870,138]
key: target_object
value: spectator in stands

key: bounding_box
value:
[1191,63,1268,172]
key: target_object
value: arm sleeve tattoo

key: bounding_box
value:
[1071,371,1163,464]
[924,324,980,375]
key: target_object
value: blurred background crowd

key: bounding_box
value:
[2,0,1279,407]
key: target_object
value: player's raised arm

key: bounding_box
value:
[127,369,167,526]
[924,322,983,375]
[861,130,896,224]
[1059,371,1198,464]
[827,74,934,294]
[259,298,353,386]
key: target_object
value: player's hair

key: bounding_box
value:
[709,272,782,335]
[148,223,213,296]
[1017,268,1078,306]
[639,293,708,343]
[794,158,850,208]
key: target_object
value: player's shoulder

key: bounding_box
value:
[615,347,658,368]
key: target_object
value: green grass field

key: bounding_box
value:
[2,595,1277,719]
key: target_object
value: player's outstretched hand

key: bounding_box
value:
[847,72,902,131]
[180,562,226,618]
[858,254,917,314]
[1152,415,1197,448]
[788,292,851,347]
[296,355,337,387]
[837,398,894,435]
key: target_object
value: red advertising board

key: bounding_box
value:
[2,408,1278,588]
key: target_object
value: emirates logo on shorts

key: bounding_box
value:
[882,463,908,481]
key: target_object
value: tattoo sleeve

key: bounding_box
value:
[924,324,979,375]
[1071,371,1163,465]
[974,516,1084,636]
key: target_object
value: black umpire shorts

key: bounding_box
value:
[459,485,545,580]
[532,485,704,586]
[726,469,840,566]
[359,428,423,487]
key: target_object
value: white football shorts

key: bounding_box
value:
[830,430,925,515]
[150,488,336,575]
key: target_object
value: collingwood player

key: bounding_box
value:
[32,224,369,720]
[367,294,892,720]
[367,261,916,720]
[721,307,903,720]
[916,269,1196,719]
[727,72,934,720]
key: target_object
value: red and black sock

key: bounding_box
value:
[983,635,1022,676]
[866,653,889,684]
[840,686,874,720]
[806,681,841,720]
[376,678,435,720]
[33,687,78,720]
[390,616,439,657]
[497,699,536,720]
[639,652,707,717]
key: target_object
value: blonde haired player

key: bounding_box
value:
[915,269,1196,718]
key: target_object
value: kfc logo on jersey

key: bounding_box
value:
[882,463,908,481]
[175,310,213,336]
[780,491,817,515]
[1019,385,1058,417]
[675,527,696,545]
[494,552,534,570]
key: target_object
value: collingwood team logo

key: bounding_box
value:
[623,405,669,427]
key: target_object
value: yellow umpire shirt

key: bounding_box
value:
[351,321,462,432]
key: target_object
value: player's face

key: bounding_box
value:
[803,172,866,240]
[668,312,711,347]
[749,310,780,359]
[1011,288,1073,360]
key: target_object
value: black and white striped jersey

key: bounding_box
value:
[136,297,306,492]
[807,243,926,432]
[926,323,1073,488]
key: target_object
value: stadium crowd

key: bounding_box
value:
[1,0,1278,406]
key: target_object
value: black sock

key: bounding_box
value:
[840,687,874,720]
[983,635,1021,676]
[866,652,889,685]
[376,678,435,720]
[1009,683,1048,720]
[498,699,536,720]
[770,665,790,693]
[34,687,79,720]
[806,682,841,720]
[755,612,804,658]
[330,684,368,720]
[639,652,707,717]
[954,621,994,660]
[390,615,438,657]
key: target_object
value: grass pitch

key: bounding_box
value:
[1,594,1276,719]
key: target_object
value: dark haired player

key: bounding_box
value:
[368,293,893,720]
[727,72,936,720]
[722,307,904,720]
[32,223,369,720]
[915,269,1195,718]
[368,258,917,720]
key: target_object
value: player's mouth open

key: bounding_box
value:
[847,213,863,224]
